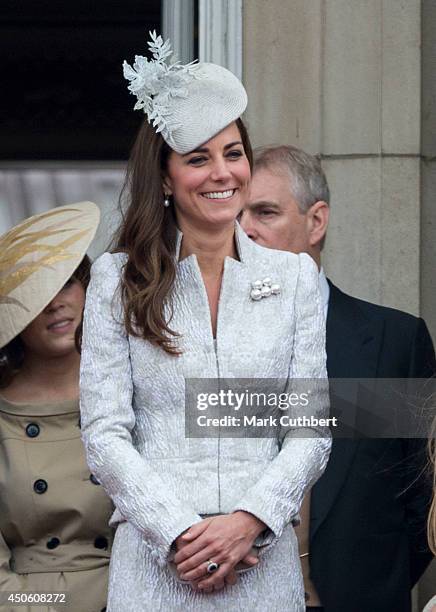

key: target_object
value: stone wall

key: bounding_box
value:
[243,1,435,606]
[243,0,432,325]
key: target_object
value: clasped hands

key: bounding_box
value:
[173,511,265,593]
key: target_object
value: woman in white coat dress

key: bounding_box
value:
[79,32,331,612]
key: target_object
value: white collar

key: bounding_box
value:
[319,267,330,316]
[175,221,248,264]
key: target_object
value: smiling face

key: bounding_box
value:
[19,277,85,360]
[164,122,251,232]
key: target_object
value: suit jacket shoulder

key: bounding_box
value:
[327,281,435,379]
[329,281,425,328]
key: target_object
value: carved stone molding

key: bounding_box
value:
[162,0,195,63]
[198,0,243,79]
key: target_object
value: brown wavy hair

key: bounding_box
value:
[0,256,91,388]
[114,117,253,355]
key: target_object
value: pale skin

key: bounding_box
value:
[163,122,266,592]
[239,166,330,270]
[1,278,85,404]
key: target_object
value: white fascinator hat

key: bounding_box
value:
[0,202,100,349]
[123,31,248,154]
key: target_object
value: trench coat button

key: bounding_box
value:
[90,474,100,485]
[94,536,108,550]
[47,537,60,549]
[26,423,40,438]
[33,479,48,494]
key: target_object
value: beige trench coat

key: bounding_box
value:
[0,397,113,612]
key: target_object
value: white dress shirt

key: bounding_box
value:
[319,268,330,319]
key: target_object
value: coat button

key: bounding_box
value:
[94,536,108,550]
[33,479,48,494]
[47,537,60,549]
[26,423,40,438]
[89,474,100,485]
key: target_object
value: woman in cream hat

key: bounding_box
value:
[80,32,331,611]
[0,202,113,612]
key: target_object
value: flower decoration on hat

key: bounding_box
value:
[123,31,200,148]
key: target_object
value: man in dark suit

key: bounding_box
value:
[240,145,435,612]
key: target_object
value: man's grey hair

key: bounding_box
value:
[253,145,330,213]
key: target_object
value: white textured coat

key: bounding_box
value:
[80,225,331,611]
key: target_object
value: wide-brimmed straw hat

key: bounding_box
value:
[0,202,100,348]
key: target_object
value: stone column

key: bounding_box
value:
[243,0,426,321]
[419,3,436,606]
[198,0,243,78]
[243,1,435,607]
[162,0,195,63]
[421,0,436,348]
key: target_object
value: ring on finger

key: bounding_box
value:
[206,560,220,574]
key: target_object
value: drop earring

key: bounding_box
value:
[163,195,170,208]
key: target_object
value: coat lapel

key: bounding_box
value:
[310,282,384,541]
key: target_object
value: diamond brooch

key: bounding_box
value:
[250,277,281,301]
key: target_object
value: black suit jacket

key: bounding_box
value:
[309,282,436,612]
